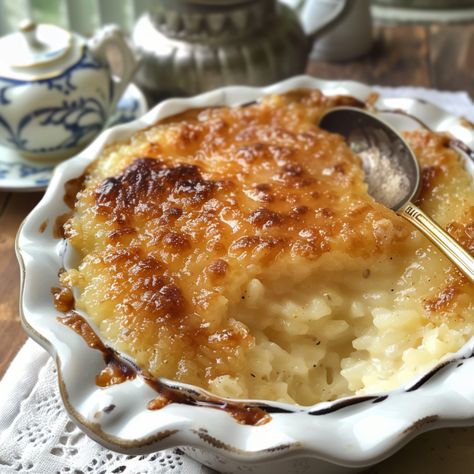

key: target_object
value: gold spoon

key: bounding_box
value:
[320,106,474,283]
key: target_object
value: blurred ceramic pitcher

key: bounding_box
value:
[132,0,351,101]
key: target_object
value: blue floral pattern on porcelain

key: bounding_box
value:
[0,83,147,192]
[0,160,54,186]
[0,23,138,160]
[0,50,113,156]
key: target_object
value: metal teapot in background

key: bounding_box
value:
[132,0,350,102]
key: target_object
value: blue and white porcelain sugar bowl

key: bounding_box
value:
[0,20,138,160]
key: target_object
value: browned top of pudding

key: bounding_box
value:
[60,89,474,401]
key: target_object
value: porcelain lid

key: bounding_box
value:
[0,20,79,79]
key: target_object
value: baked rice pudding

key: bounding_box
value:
[58,89,474,406]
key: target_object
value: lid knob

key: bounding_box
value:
[19,19,44,50]
[0,20,73,73]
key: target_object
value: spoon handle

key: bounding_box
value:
[399,202,474,284]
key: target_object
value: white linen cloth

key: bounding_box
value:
[1,87,473,474]
[0,340,215,473]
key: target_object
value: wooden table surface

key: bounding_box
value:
[1,21,474,472]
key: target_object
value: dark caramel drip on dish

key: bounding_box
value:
[225,405,272,425]
[58,312,270,425]
[51,287,75,313]
[146,379,271,426]
[64,174,86,209]
[55,174,87,239]
[58,312,137,386]
[59,311,106,352]
[53,212,72,239]
[38,220,48,234]
[96,351,137,387]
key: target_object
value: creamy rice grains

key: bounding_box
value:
[59,90,474,405]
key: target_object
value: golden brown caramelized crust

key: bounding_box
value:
[61,89,474,404]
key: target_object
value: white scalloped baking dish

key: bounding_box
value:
[16,76,474,474]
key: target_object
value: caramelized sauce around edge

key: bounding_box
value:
[57,311,270,425]
[39,220,48,234]
[146,379,271,426]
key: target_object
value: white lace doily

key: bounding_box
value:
[1,87,473,474]
[0,340,215,474]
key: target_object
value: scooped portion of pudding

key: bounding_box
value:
[60,89,474,405]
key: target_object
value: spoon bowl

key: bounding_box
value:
[320,106,420,210]
[320,106,474,283]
